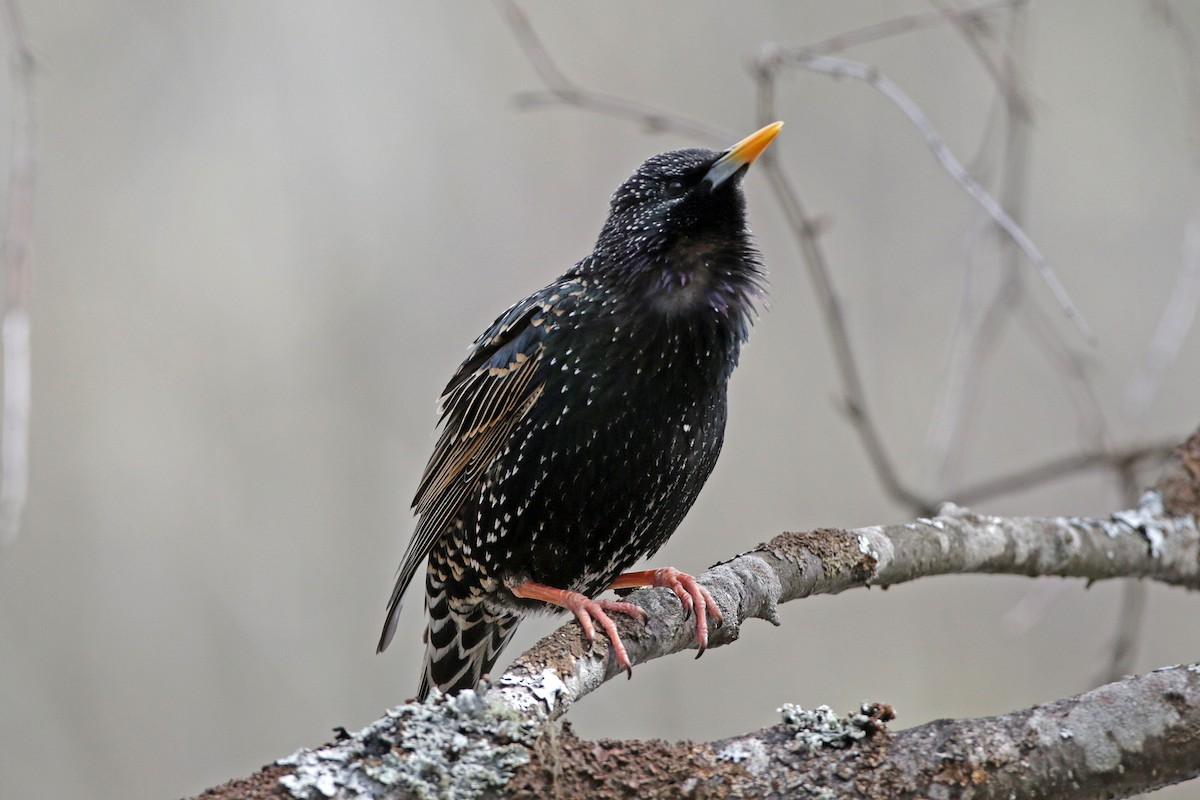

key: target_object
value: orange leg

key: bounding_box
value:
[608,567,723,658]
[511,580,647,678]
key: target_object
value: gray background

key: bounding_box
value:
[1,2,1198,798]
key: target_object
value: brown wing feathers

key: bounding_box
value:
[376,299,548,652]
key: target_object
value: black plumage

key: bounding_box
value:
[379,122,783,699]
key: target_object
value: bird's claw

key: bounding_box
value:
[569,597,645,677]
[510,581,645,677]
[646,567,723,658]
[607,567,724,656]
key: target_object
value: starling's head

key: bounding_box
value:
[588,123,782,315]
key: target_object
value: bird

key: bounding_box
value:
[378,121,783,700]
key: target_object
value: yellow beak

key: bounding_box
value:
[703,121,784,189]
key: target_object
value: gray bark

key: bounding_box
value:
[193,431,1200,800]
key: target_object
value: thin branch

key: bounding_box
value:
[0,0,34,548]
[1126,212,1200,414]
[494,490,1199,722]
[493,0,939,513]
[493,0,1173,521]
[1015,292,1111,449]
[925,2,1033,479]
[493,0,730,145]
[947,441,1175,506]
[797,0,1018,58]
[1148,0,1200,162]
[764,49,1096,344]
[752,69,933,513]
[1121,4,1200,416]
[927,0,1032,120]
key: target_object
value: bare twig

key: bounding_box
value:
[1127,5,1200,411]
[753,69,934,513]
[0,0,34,547]
[494,0,730,145]
[1148,0,1200,161]
[492,0,1169,523]
[927,0,1032,120]
[1127,212,1200,414]
[764,49,1095,344]
[948,441,1175,506]
[794,0,1017,58]
[493,0,939,512]
[926,3,1033,478]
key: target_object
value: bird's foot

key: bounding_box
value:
[511,581,646,678]
[609,567,723,658]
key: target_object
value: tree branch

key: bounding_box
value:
[188,9,1200,797]
[182,430,1200,800]
[761,48,1094,345]
[0,0,34,547]
[493,487,1199,723]
[206,571,1200,800]
[499,665,1200,799]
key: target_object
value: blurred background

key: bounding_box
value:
[0,2,1198,798]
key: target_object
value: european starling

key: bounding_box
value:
[379,122,783,699]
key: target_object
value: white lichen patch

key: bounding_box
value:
[278,689,541,799]
[854,527,892,579]
[778,703,879,754]
[1112,491,1170,558]
[492,667,570,719]
[1061,670,1183,775]
[716,737,770,774]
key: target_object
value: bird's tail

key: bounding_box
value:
[417,591,521,701]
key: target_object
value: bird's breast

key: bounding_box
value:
[647,240,722,315]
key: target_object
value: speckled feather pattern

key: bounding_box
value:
[380,145,768,698]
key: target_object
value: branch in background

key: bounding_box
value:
[947,441,1175,506]
[927,1,1039,477]
[1128,4,1200,412]
[0,0,33,548]
[494,0,1151,520]
[799,0,1019,59]
[753,48,949,517]
[1148,0,1200,161]
[493,0,730,145]
[1127,206,1200,414]
[927,0,1032,120]
[752,70,934,513]
[761,48,1095,345]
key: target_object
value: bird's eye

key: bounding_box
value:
[663,179,687,199]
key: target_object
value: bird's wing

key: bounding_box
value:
[378,286,565,652]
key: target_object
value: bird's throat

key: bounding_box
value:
[646,237,758,321]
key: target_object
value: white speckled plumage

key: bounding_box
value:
[380,125,781,698]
